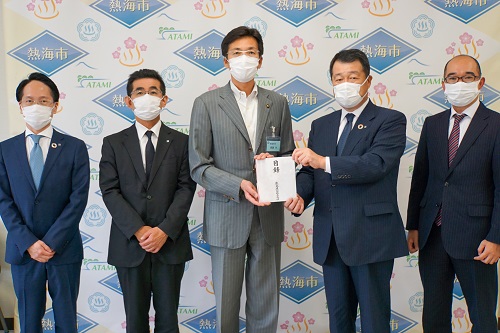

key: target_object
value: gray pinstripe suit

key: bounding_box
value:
[189,82,294,333]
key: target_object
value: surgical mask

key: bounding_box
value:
[22,104,53,130]
[444,81,480,107]
[132,94,162,121]
[333,77,369,109]
[227,55,259,83]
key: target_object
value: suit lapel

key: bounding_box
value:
[148,124,172,188]
[14,133,37,192]
[447,104,489,175]
[254,87,271,152]
[38,130,65,192]
[219,83,252,146]
[341,101,376,156]
[122,125,148,188]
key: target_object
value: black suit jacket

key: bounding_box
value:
[407,102,500,259]
[99,123,196,267]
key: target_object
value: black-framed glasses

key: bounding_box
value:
[443,75,480,84]
[131,88,162,98]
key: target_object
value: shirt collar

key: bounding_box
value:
[25,125,53,139]
[135,119,161,139]
[450,99,480,120]
[340,98,370,121]
[230,80,258,102]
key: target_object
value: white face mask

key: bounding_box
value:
[132,94,162,121]
[444,81,480,107]
[333,77,369,109]
[22,104,53,130]
[227,55,259,83]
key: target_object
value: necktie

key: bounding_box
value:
[145,131,155,181]
[337,113,355,156]
[435,113,466,226]
[29,134,44,190]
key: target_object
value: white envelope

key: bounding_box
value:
[255,156,297,203]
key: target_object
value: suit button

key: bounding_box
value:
[444,182,449,187]
[331,184,335,187]
[435,204,439,207]
[146,195,152,200]
[248,147,252,152]
[34,200,39,205]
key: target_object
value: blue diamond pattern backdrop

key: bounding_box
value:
[1,0,500,332]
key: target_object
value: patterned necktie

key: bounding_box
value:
[145,131,155,181]
[337,113,355,156]
[435,113,466,226]
[29,134,44,190]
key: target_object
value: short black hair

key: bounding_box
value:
[221,26,264,58]
[16,72,60,102]
[329,49,370,78]
[443,55,482,77]
[126,69,166,96]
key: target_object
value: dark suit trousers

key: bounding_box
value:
[116,253,185,333]
[323,233,393,333]
[12,261,81,333]
[419,224,498,333]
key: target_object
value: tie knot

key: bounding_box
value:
[145,131,153,140]
[453,114,466,122]
[30,134,43,144]
[345,113,355,122]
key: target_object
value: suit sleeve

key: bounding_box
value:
[406,119,430,231]
[329,111,406,184]
[157,137,196,241]
[0,143,39,255]
[99,136,146,239]
[42,140,90,253]
[189,96,244,203]
[486,127,500,244]
[296,123,316,208]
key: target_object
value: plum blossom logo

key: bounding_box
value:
[293,130,307,148]
[279,36,313,66]
[88,292,110,313]
[284,222,312,250]
[112,37,148,67]
[199,275,215,294]
[362,0,395,17]
[371,82,397,109]
[445,32,483,59]
[197,188,206,197]
[161,65,185,88]
[245,16,268,38]
[194,0,229,19]
[77,18,101,42]
[411,14,435,38]
[80,113,104,135]
[280,312,315,332]
[27,0,61,20]
[452,307,471,333]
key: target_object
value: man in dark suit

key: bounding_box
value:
[99,69,196,333]
[0,72,90,332]
[407,55,500,332]
[285,49,408,333]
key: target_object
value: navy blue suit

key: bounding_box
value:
[0,129,89,332]
[407,102,500,332]
[296,101,408,333]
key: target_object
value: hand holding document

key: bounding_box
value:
[255,156,296,203]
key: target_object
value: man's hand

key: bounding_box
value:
[284,195,305,215]
[241,179,270,206]
[407,230,419,253]
[139,227,168,253]
[134,226,152,241]
[292,148,326,170]
[474,240,500,264]
[254,152,273,160]
[27,240,55,263]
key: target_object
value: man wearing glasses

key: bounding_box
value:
[0,72,90,332]
[407,55,500,332]
[189,26,294,333]
[99,69,196,332]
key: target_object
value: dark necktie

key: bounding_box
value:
[435,113,466,226]
[337,113,355,156]
[145,131,155,181]
[29,134,44,190]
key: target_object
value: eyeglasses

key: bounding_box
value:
[227,49,260,58]
[131,88,162,97]
[443,75,480,84]
[21,98,54,107]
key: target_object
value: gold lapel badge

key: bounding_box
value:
[51,143,58,148]
[357,124,367,130]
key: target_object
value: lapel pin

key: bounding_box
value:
[166,140,170,143]
[51,143,58,148]
[266,104,270,109]
[358,124,366,130]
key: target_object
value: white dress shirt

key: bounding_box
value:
[448,99,479,146]
[25,126,53,163]
[230,81,259,151]
[325,98,370,173]
[135,120,161,171]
